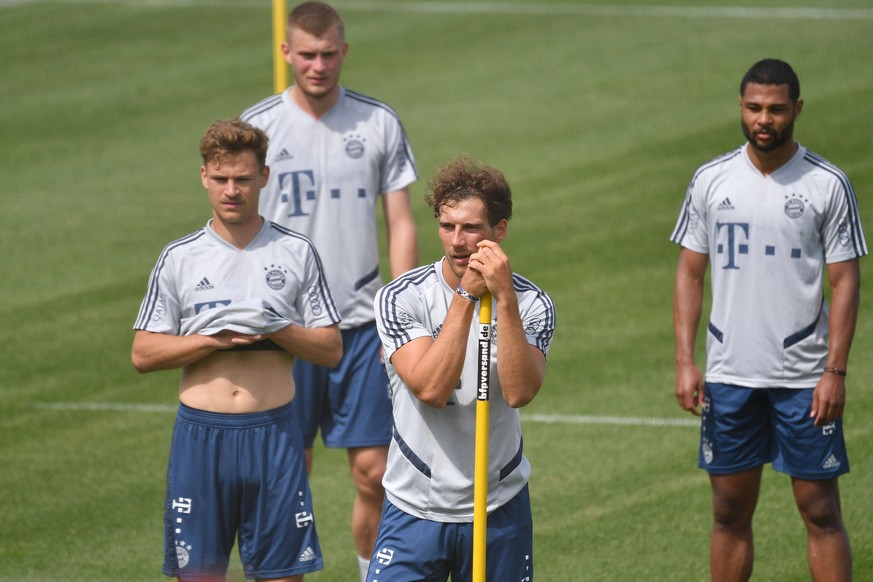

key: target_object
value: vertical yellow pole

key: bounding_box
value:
[472,292,493,582]
[272,0,288,93]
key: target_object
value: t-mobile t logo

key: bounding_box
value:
[277,169,368,217]
[715,221,750,270]
[278,170,316,217]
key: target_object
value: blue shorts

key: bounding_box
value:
[163,403,323,579]
[700,383,849,480]
[367,486,534,582]
[292,321,393,449]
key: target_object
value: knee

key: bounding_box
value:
[797,495,843,533]
[712,493,756,531]
[353,462,385,491]
[793,479,845,533]
[350,448,387,493]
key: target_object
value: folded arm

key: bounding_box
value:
[267,323,343,368]
[131,329,262,373]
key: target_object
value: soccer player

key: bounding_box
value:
[671,59,866,581]
[240,3,418,578]
[131,118,342,582]
[370,157,556,581]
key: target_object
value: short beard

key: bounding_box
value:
[742,120,795,153]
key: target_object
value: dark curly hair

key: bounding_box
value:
[425,156,512,227]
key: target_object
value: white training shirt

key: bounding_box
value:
[241,87,418,329]
[671,144,867,387]
[134,219,340,336]
[374,259,556,522]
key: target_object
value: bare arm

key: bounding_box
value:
[467,240,545,407]
[494,294,547,408]
[131,329,262,373]
[382,188,419,278]
[811,258,860,426]
[267,323,343,368]
[390,239,546,409]
[389,296,477,408]
[673,248,708,415]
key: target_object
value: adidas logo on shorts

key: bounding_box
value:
[299,546,317,562]
[822,455,841,470]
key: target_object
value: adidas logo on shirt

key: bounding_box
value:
[275,148,294,162]
[299,546,317,562]
[717,197,735,211]
[822,455,841,470]
[194,277,214,292]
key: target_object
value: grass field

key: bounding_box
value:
[2,0,873,580]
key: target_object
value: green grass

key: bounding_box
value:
[2,0,873,580]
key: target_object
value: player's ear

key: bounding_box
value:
[200,165,208,188]
[260,165,270,187]
[795,98,804,117]
[493,219,508,243]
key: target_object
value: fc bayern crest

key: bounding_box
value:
[344,134,365,159]
[784,193,807,219]
[702,438,714,465]
[175,541,191,568]
[264,264,287,290]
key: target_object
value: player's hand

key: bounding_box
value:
[466,240,512,300]
[211,330,264,350]
[675,364,704,416]
[459,253,488,299]
[811,372,846,426]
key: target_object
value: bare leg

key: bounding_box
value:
[792,477,852,581]
[709,467,762,582]
[347,445,388,559]
[304,448,313,475]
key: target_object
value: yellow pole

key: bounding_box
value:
[272,0,288,93]
[472,291,492,582]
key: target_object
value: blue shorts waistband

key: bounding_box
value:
[176,401,295,428]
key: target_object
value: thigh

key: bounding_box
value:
[453,485,534,582]
[769,388,850,479]
[322,322,393,449]
[237,407,323,579]
[368,500,451,582]
[163,410,238,579]
[292,359,330,448]
[709,467,763,526]
[700,383,771,475]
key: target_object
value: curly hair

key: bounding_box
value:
[425,156,512,227]
[199,118,269,168]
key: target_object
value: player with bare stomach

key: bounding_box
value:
[132,118,341,582]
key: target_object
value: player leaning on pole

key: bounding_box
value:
[132,118,342,582]
[241,3,418,578]
[672,58,866,582]
[369,157,556,581]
